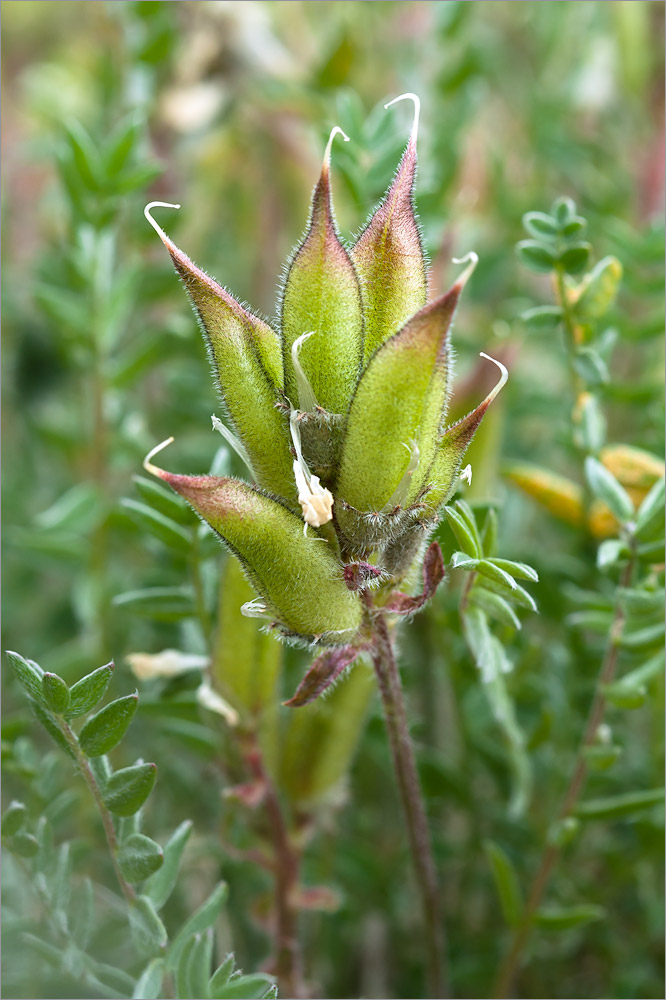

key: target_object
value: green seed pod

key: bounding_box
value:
[352,94,428,359]
[424,354,509,511]
[213,555,282,718]
[146,449,362,643]
[281,128,364,415]
[144,204,294,500]
[337,286,462,515]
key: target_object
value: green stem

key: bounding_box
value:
[492,556,635,998]
[369,604,450,999]
[60,719,136,905]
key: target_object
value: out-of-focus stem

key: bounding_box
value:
[244,733,306,999]
[492,556,635,998]
[368,601,450,998]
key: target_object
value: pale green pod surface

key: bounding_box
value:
[336,290,459,512]
[279,656,375,804]
[213,556,281,717]
[156,471,363,641]
[352,115,427,360]
[149,216,293,500]
[281,137,364,414]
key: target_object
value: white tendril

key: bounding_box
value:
[384,92,421,147]
[452,251,479,289]
[323,125,350,167]
[144,201,181,244]
[143,437,174,477]
[479,352,509,405]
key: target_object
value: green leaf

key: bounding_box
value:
[51,842,73,914]
[66,662,115,718]
[71,877,95,950]
[572,347,609,386]
[573,256,622,319]
[490,558,538,582]
[133,958,165,1000]
[130,895,168,956]
[470,587,521,630]
[561,216,587,236]
[145,819,193,911]
[603,652,664,709]
[41,673,70,714]
[119,834,164,883]
[535,904,605,930]
[282,137,364,412]
[63,120,103,190]
[576,787,665,821]
[618,587,665,616]
[120,499,192,553]
[209,954,235,997]
[103,763,158,816]
[551,196,577,225]
[585,456,635,523]
[558,242,591,275]
[8,831,39,858]
[634,476,665,540]
[521,305,563,329]
[112,587,196,621]
[516,240,557,273]
[6,651,46,705]
[475,559,518,590]
[156,474,362,642]
[597,539,629,569]
[352,113,427,360]
[187,931,214,1000]
[168,882,229,971]
[577,393,607,452]
[105,114,142,175]
[2,801,27,837]
[450,551,479,571]
[442,505,481,559]
[218,975,276,1000]
[522,211,558,238]
[582,744,622,770]
[618,621,665,651]
[175,935,198,1000]
[78,693,139,757]
[547,816,581,848]
[483,840,523,927]
[453,500,484,555]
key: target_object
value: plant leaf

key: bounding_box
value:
[103,763,158,816]
[284,645,362,707]
[145,820,193,911]
[119,834,164,883]
[66,662,115,718]
[78,693,139,757]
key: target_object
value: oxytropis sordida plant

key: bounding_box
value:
[142,95,518,998]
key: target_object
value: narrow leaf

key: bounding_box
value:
[78,693,139,757]
[66,662,115,718]
[585,456,634,523]
[535,904,605,930]
[169,882,229,971]
[6,651,46,705]
[133,959,165,1000]
[103,763,158,816]
[575,787,665,820]
[42,673,70,714]
[145,819,193,911]
[119,834,164,883]
[130,896,168,956]
[483,840,523,927]
[442,505,481,559]
[120,499,192,552]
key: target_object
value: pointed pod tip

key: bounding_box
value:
[322,125,350,173]
[143,436,175,478]
[144,202,181,246]
[384,92,421,148]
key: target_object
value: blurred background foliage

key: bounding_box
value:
[2,2,664,999]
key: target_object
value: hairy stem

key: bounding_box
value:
[245,734,306,999]
[369,604,450,998]
[60,719,136,905]
[492,557,635,998]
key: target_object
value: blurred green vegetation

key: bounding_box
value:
[2,3,664,999]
